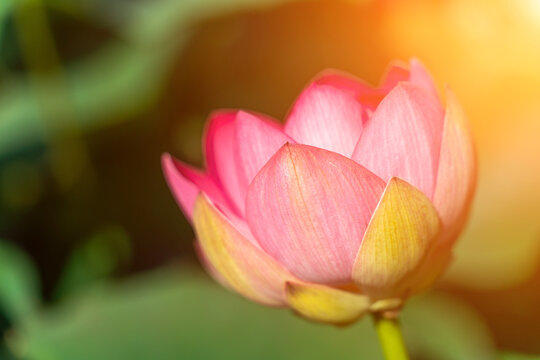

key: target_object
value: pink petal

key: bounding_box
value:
[379,62,410,90]
[193,194,297,306]
[380,59,439,101]
[284,74,365,157]
[234,111,294,184]
[317,71,386,111]
[246,144,386,284]
[204,111,294,215]
[433,88,476,243]
[352,83,445,199]
[353,63,410,110]
[409,58,440,101]
[204,111,246,214]
[161,153,228,221]
[358,59,439,109]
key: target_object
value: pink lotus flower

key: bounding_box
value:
[162,59,475,324]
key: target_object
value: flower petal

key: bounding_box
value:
[246,144,386,284]
[284,74,365,157]
[161,153,228,221]
[285,282,370,325]
[352,62,409,111]
[409,58,440,101]
[194,241,232,291]
[352,178,442,298]
[379,59,439,100]
[204,111,246,214]
[379,62,410,90]
[235,111,294,184]
[352,83,444,198]
[433,88,476,243]
[193,194,296,306]
[205,111,295,215]
[401,242,453,296]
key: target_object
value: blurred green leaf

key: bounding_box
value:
[0,241,39,323]
[10,267,496,360]
[500,353,540,360]
[402,293,496,360]
[120,0,305,45]
[12,268,383,360]
[0,0,298,158]
[0,44,173,158]
[0,0,12,42]
[53,225,131,298]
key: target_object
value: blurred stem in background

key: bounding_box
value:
[373,314,409,360]
[12,0,93,192]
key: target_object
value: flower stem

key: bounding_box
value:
[372,313,410,360]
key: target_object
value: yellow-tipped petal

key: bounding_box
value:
[402,242,453,295]
[369,298,403,313]
[352,178,442,298]
[193,194,295,306]
[285,282,370,325]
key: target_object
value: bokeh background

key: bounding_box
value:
[0,0,539,359]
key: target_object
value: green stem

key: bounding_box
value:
[373,313,410,360]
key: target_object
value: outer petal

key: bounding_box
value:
[205,111,293,215]
[194,241,232,291]
[204,111,245,214]
[285,282,370,325]
[235,111,294,184]
[400,241,453,296]
[352,83,444,198]
[246,144,386,284]
[352,178,442,299]
[161,153,228,221]
[433,88,476,243]
[284,74,365,157]
[193,194,295,306]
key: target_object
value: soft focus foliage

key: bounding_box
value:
[0,241,38,322]
[1,241,495,360]
[1,0,540,357]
